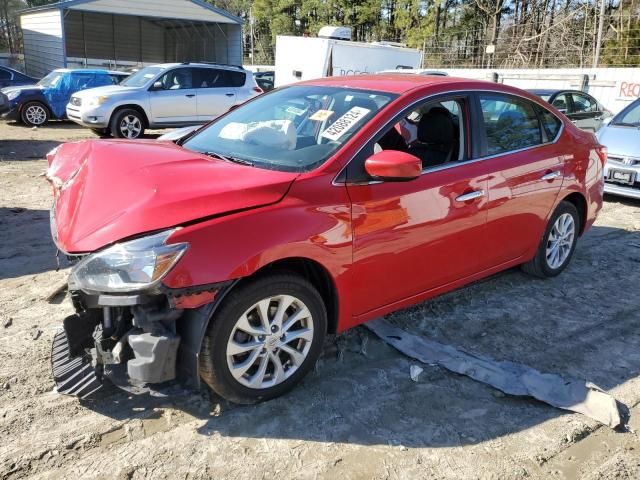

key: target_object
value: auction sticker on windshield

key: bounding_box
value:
[321,107,370,141]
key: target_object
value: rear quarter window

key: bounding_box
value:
[537,107,562,140]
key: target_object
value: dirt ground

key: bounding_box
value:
[1,120,640,480]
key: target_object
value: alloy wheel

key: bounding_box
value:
[226,295,314,389]
[25,105,47,125]
[119,115,142,139]
[545,212,575,269]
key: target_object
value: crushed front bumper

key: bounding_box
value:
[51,280,230,399]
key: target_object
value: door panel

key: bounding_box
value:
[194,68,238,121]
[348,166,489,316]
[478,93,563,266]
[148,68,197,123]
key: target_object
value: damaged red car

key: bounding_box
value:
[47,75,605,404]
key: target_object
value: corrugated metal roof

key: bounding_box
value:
[20,0,243,24]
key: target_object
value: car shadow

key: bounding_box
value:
[76,223,640,448]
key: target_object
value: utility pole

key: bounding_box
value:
[593,0,606,67]
[250,7,255,65]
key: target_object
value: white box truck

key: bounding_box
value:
[274,32,422,88]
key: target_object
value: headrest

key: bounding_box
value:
[417,106,455,144]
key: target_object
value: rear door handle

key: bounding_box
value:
[455,190,485,202]
[185,94,195,98]
[225,93,234,97]
[541,171,561,181]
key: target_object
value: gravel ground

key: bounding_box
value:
[1,120,639,480]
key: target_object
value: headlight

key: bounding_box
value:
[6,90,19,101]
[88,95,110,107]
[71,230,188,293]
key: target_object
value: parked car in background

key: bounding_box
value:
[253,71,275,91]
[47,75,605,404]
[528,89,611,132]
[597,98,640,200]
[378,68,448,76]
[1,69,127,127]
[0,65,39,89]
[66,62,263,139]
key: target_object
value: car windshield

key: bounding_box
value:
[37,71,64,88]
[182,85,396,172]
[120,66,165,87]
[611,100,640,127]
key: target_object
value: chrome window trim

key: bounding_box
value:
[332,88,565,186]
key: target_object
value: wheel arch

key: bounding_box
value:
[110,103,149,128]
[241,257,340,335]
[176,255,340,390]
[560,191,587,235]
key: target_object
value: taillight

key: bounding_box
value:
[595,145,607,165]
[253,86,263,93]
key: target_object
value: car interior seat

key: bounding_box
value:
[408,107,457,168]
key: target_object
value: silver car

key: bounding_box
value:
[66,63,262,139]
[598,98,640,200]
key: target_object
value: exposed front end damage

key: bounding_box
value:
[52,278,229,398]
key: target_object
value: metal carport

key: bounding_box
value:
[19,0,243,78]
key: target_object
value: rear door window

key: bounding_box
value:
[479,94,543,155]
[195,68,245,88]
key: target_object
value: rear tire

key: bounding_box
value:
[110,108,145,139]
[200,273,327,404]
[21,101,49,127]
[522,201,580,278]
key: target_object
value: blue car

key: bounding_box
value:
[0,65,39,88]
[0,68,128,126]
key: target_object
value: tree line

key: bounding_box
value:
[1,0,638,67]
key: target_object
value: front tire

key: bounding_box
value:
[522,201,580,278]
[200,273,327,404]
[21,102,49,127]
[110,108,145,139]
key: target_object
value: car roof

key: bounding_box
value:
[299,74,509,95]
[52,68,127,75]
[528,89,589,96]
[152,62,248,72]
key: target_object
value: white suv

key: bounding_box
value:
[66,63,263,139]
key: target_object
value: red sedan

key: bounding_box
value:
[47,75,605,403]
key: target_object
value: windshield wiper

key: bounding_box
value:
[202,151,254,166]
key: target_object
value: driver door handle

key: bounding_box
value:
[225,93,234,97]
[541,170,561,181]
[185,94,195,98]
[455,190,485,202]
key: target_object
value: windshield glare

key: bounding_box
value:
[182,86,396,172]
[37,71,64,88]
[121,66,165,87]
[612,100,640,126]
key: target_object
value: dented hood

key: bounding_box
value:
[47,139,297,253]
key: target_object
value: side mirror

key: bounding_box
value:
[364,150,422,182]
[151,81,163,91]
